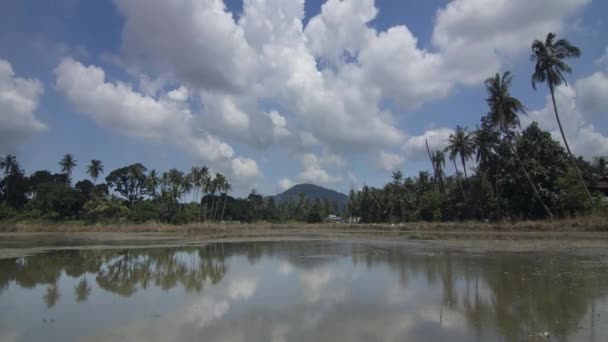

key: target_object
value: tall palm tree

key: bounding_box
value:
[146,169,160,198]
[445,126,475,179]
[531,32,592,204]
[593,156,607,178]
[212,174,226,221]
[431,149,446,190]
[0,154,18,176]
[391,170,407,223]
[220,181,231,222]
[59,154,77,181]
[485,71,553,218]
[0,155,19,204]
[87,160,104,184]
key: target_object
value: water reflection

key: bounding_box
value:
[0,241,606,341]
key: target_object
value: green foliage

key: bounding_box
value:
[82,197,129,223]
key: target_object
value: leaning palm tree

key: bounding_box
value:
[87,160,104,184]
[59,154,77,180]
[485,71,553,218]
[531,32,592,204]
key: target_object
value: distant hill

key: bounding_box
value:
[273,183,349,209]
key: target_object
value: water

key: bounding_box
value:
[1,240,607,341]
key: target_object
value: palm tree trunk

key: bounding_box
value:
[453,160,467,201]
[508,141,553,218]
[461,155,468,179]
[426,139,440,192]
[221,192,227,222]
[549,84,594,205]
[210,195,216,221]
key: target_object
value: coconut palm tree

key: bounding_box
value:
[531,32,592,204]
[146,169,160,198]
[87,160,104,184]
[485,71,553,218]
[212,174,226,221]
[445,126,475,179]
[220,181,231,222]
[0,155,20,204]
[431,149,446,190]
[593,156,607,178]
[59,154,77,181]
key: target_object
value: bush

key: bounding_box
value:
[82,197,129,223]
[0,203,17,220]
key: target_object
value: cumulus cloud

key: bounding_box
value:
[403,127,453,160]
[575,71,608,120]
[377,152,404,172]
[297,153,341,186]
[278,178,294,192]
[526,84,608,159]
[54,58,261,184]
[595,46,608,68]
[0,58,46,151]
[433,0,589,84]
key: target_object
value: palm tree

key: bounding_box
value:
[431,149,446,190]
[87,160,104,184]
[220,181,231,222]
[212,174,226,221]
[593,156,607,178]
[445,126,475,179]
[485,71,553,218]
[59,154,77,180]
[0,155,19,204]
[146,169,160,198]
[531,32,592,204]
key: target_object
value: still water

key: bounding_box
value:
[0,240,607,341]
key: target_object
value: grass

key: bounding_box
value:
[1,214,607,233]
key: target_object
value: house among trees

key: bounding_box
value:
[592,177,608,196]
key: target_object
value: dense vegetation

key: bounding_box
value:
[1,33,607,225]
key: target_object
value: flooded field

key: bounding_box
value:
[1,240,607,341]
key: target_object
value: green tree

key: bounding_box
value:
[485,71,553,218]
[105,163,148,207]
[0,155,21,205]
[531,32,592,204]
[59,154,77,181]
[431,149,446,190]
[593,156,607,178]
[87,160,104,184]
[445,125,475,179]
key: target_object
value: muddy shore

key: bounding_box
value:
[2,229,608,259]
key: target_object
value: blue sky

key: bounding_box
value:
[1,0,607,196]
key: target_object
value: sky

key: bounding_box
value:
[1,0,607,196]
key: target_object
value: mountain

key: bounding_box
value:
[274,183,349,208]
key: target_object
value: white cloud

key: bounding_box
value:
[231,157,262,179]
[167,86,189,102]
[0,58,45,151]
[594,46,608,68]
[54,58,261,185]
[114,0,257,92]
[433,0,590,84]
[227,277,257,300]
[278,178,294,192]
[403,127,453,160]
[526,84,608,159]
[377,151,404,172]
[575,71,608,120]
[297,153,341,185]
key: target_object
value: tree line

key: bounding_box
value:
[348,33,607,222]
[0,153,346,224]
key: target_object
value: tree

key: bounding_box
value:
[531,32,592,204]
[445,126,475,179]
[593,156,607,178]
[431,150,446,190]
[146,169,160,198]
[0,155,20,205]
[105,163,148,207]
[485,71,553,218]
[87,160,104,184]
[59,154,77,181]
[220,182,231,222]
